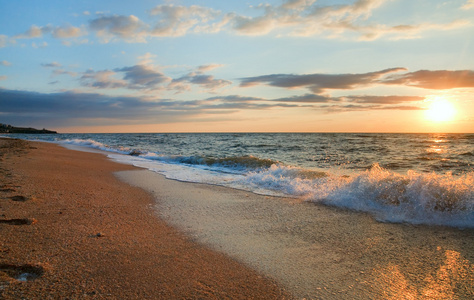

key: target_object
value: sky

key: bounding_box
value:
[1,0,474,133]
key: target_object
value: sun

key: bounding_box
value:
[426,99,456,122]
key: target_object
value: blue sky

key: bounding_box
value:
[1,0,473,132]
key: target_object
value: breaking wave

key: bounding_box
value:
[61,139,278,173]
[145,154,279,173]
[243,164,473,228]
[61,138,131,154]
[60,137,474,229]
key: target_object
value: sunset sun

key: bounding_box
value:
[426,99,456,122]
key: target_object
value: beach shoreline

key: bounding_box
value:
[117,169,474,299]
[0,138,289,299]
[1,138,473,299]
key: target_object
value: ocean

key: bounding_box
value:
[7,132,473,228]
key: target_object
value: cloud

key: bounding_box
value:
[116,65,171,89]
[270,93,426,109]
[6,0,469,47]
[0,86,430,128]
[0,88,163,126]
[14,25,85,40]
[52,69,78,77]
[0,35,9,47]
[272,93,338,103]
[0,76,7,81]
[41,62,62,68]
[206,95,263,102]
[204,93,425,113]
[77,62,231,93]
[41,62,78,77]
[197,64,225,72]
[240,68,406,93]
[52,25,86,38]
[8,24,86,47]
[169,65,231,91]
[342,95,426,104]
[462,0,474,10]
[137,52,156,65]
[88,5,223,42]
[87,4,224,42]
[149,4,222,36]
[15,25,51,38]
[32,41,48,48]
[281,0,318,11]
[80,69,128,89]
[231,10,277,36]
[0,88,298,128]
[382,70,474,89]
[320,103,425,113]
[171,73,231,91]
[1,60,11,66]
[188,74,231,89]
[195,95,300,110]
[89,15,147,42]
[226,0,469,40]
[356,19,470,41]
[241,68,474,93]
[227,0,471,40]
[79,64,171,91]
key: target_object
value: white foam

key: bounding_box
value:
[108,154,244,186]
[109,151,474,228]
[308,165,474,228]
[60,139,127,154]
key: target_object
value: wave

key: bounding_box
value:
[185,155,278,170]
[60,138,280,173]
[60,138,132,154]
[242,164,473,228]
[59,138,473,229]
[143,153,280,173]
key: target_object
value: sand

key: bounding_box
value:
[0,138,473,299]
[0,138,289,299]
[117,170,474,299]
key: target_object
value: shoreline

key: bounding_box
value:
[0,139,289,299]
[117,169,474,299]
[1,138,473,299]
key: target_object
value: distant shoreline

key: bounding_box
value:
[0,123,57,134]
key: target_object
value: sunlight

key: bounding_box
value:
[426,99,456,122]
[374,250,473,300]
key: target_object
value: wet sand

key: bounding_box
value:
[117,169,474,299]
[0,138,289,299]
[1,138,473,299]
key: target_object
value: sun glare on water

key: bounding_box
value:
[426,99,456,122]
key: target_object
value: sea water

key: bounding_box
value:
[8,133,473,228]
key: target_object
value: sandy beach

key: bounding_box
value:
[0,138,289,299]
[117,171,474,299]
[1,138,473,299]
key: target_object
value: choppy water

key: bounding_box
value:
[7,133,474,228]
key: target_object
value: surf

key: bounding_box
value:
[6,133,473,229]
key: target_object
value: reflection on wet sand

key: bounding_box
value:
[375,249,473,299]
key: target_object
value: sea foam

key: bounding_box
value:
[58,137,474,229]
[306,164,473,228]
